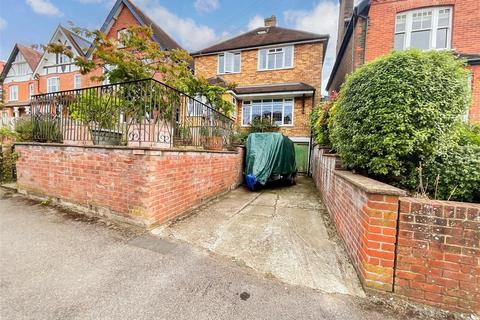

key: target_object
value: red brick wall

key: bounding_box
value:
[15,144,244,227]
[311,146,405,291]
[468,65,480,123]
[396,197,480,313]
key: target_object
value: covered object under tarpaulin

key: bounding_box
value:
[245,132,297,190]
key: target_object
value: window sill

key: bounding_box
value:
[241,124,294,128]
[257,67,294,72]
[217,72,241,75]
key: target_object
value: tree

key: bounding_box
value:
[45,25,234,115]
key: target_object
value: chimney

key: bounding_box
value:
[264,15,277,27]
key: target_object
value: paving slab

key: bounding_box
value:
[154,176,365,297]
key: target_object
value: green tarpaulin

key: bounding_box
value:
[245,132,297,188]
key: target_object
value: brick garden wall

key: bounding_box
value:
[311,146,480,314]
[311,146,406,291]
[15,143,244,227]
[396,198,480,313]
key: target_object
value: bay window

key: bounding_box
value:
[394,7,452,51]
[218,52,241,74]
[242,99,293,126]
[258,46,293,70]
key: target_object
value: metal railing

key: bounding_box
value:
[30,78,234,149]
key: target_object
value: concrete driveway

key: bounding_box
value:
[154,176,364,296]
[0,188,452,319]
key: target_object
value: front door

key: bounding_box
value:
[294,143,309,174]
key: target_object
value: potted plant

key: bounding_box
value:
[70,88,122,145]
[202,126,224,151]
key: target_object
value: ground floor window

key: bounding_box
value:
[242,98,293,126]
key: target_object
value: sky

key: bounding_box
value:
[0,0,342,92]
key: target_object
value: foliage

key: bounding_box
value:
[33,117,63,143]
[0,147,18,183]
[310,92,337,146]
[70,88,121,130]
[453,122,480,147]
[422,144,480,202]
[45,25,233,116]
[230,130,249,144]
[0,128,19,144]
[248,118,279,133]
[14,118,35,142]
[329,50,470,192]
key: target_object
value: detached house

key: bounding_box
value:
[328,0,480,123]
[192,16,329,172]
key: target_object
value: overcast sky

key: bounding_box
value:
[0,0,341,92]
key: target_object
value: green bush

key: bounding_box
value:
[14,118,34,142]
[454,123,480,146]
[33,117,63,143]
[248,118,279,133]
[424,144,480,202]
[310,94,337,146]
[329,50,470,192]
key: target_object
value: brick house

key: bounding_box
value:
[0,0,181,127]
[0,44,42,124]
[327,0,480,123]
[192,17,329,172]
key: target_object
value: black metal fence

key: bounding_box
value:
[30,78,234,149]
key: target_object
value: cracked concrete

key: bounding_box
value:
[153,176,365,297]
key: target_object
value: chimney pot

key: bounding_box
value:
[264,15,277,27]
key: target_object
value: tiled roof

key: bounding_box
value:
[60,26,92,57]
[192,26,328,56]
[233,82,315,95]
[17,44,42,71]
[125,0,182,50]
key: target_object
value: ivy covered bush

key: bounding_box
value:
[310,92,337,146]
[329,50,479,202]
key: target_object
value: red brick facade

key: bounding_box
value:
[329,0,480,122]
[311,146,480,313]
[311,147,406,291]
[15,144,244,227]
[396,198,480,313]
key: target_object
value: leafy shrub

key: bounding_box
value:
[454,123,480,147]
[33,117,63,143]
[329,50,470,191]
[0,147,18,183]
[0,128,18,144]
[14,118,34,142]
[248,118,279,133]
[423,144,480,202]
[311,93,337,146]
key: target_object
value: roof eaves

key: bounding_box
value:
[326,0,371,91]
[191,36,329,57]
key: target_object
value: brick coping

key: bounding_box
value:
[335,170,407,196]
[14,142,241,155]
[399,196,480,208]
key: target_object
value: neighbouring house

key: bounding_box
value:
[0,44,42,124]
[192,16,329,172]
[327,0,480,123]
[0,0,182,128]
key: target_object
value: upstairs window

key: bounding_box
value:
[74,74,82,89]
[47,77,60,93]
[258,46,293,70]
[9,86,18,101]
[218,52,241,74]
[394,7,452,51]
[117,28,129,48]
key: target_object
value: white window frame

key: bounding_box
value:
[241,98,294,127]
[217,52,241,74]
[9,85,18,102]
[29,83,34,98]
[258,45,294,71]
[394,6,453,51]
[117,28,129,48]
[47,77,60,93]
[74,74,82,89]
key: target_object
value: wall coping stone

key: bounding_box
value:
[14,142,239,155]
[399,196,480,208]
[335,170,407,196]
